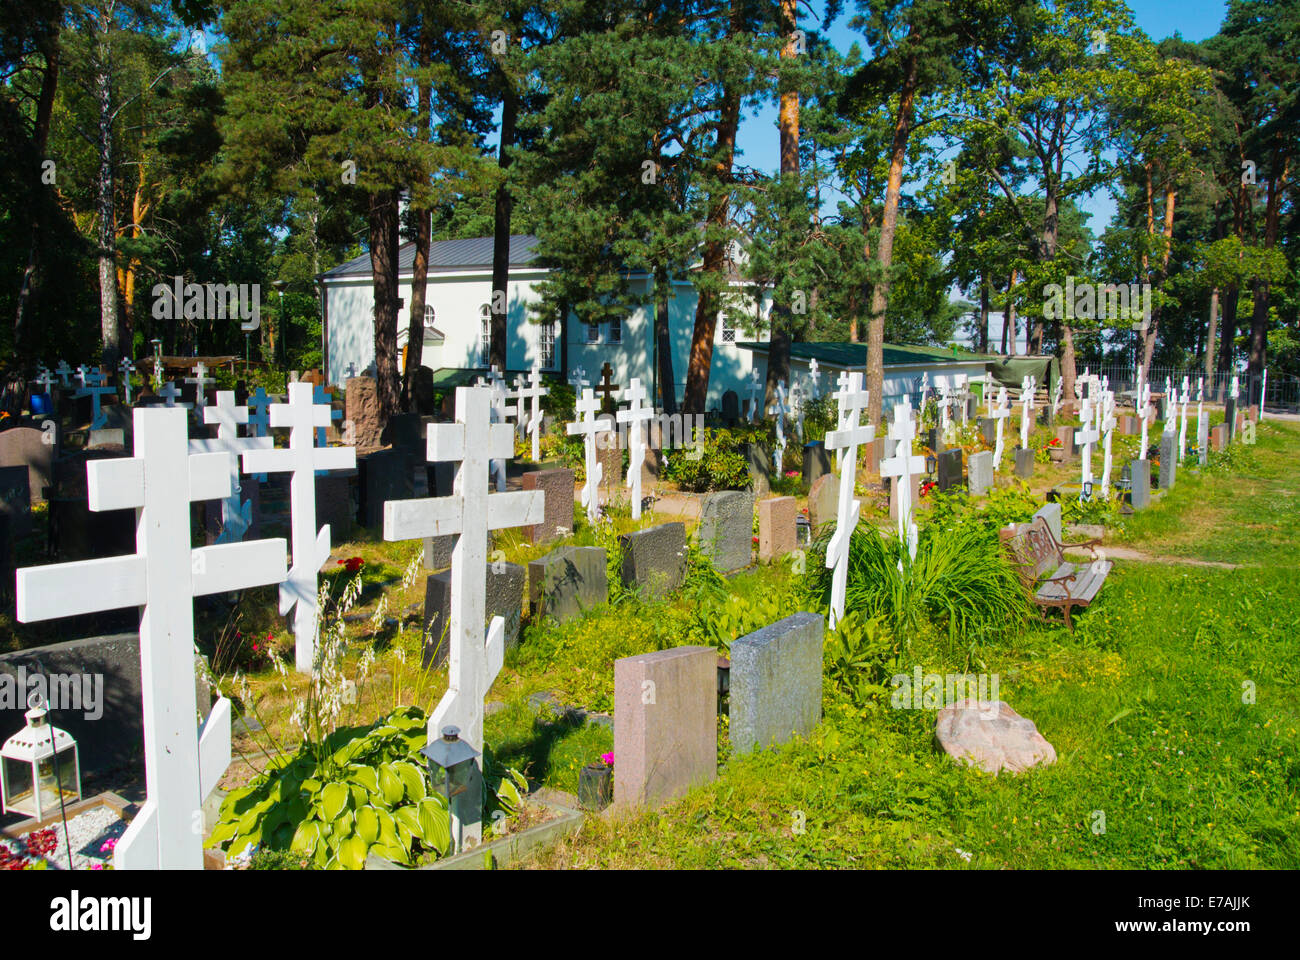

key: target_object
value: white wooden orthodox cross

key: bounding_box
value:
[823,372,874,629]
[487,372,517,492]
[31,365,54,398]
[188,391,273,544]
[918,371,930,416]
[1098,391,1117,499]
[1074,396,1100,492]
[242,383,357,672]
[74,366,115,429]
[186,362,215,411]
[381,386,542,848]
[1138,377,1152,456]
[118,357,136,404]
[1051,377,1063,420]
[515,365,547,462]
[1196,378,1208,465]
[807,358,821,400]
[1019,374,1036,448]
[616,378,653,520]
[54,360,74,389]
[746,368,762,423]
[1177,375,1190,463]
[879,399,925,564]
[789,379,805,442]
[567,387,605,525]
[15,407,287,869]
[1259,368,1267,421]
[568,365,589,391]
[991,386,1012,470]
[157,380,190,409]
[769,381,789,473]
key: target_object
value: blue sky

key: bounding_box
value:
[736,0,1231,230]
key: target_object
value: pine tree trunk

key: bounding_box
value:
[682,33,742,415]
[655,264,676,413]
[866,64,918,426]
[1204,287,1219,381]
[978,280,989,354]
[96,19,121,369]
[14,23,59,355]
[765,0,800,407]
[490,88,517,373]
[370,188,401,421]
[402,206,430,410]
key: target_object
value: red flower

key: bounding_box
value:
[1048,437,1061,447]
[340,556,365,574]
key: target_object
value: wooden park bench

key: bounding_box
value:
[1000,515,1112,630]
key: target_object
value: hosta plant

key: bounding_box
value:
[207,705,527,869]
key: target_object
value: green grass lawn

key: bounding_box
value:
[505,420,1300,869]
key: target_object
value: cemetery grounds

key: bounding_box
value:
[3,411,1295,870]
[206,415,1298,870]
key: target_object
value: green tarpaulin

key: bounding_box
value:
[986,356,1060,392]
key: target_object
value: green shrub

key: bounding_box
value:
[803,523,1032,645]
[661,428,750,491]
[824,611,901,705]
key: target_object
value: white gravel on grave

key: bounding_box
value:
[3,805,128,870]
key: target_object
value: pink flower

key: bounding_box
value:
[600,752,614,766]
[100,838,117,853]
[90,863,104,870]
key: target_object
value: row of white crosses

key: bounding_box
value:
[823,372,874,629]
[1098,389,1116,497]
[382,386,543,849]
[1178,375,1191,464]
[16,408,289,868]
[747,368,762,423]
[188,392,272,544]
[1137,366,1153,455]
[513,365,547,461]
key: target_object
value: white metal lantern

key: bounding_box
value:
[1,703,81,820]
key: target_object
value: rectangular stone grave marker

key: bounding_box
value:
[422,563,525,668]
[1130,459,1151,509]
[522,467,575,543]
[757,496,797,561]
[359,447,414,528]
[345,376,383,451]
[1053,425,1075,457]
[698,490,754,572]
[967,450,993,496]
[801,442,830,491]
[1158,433,1177,488]
[0,425,54,504]
[618,522,687,598]
[1223,398,1236,441]
[1033,502,1064,542]
[808,473,837,530]
[528,545,608,622]
[1210,423,1227,452]
[0,465,32,538]
[730,612,824,755]
[614,645,716,809]
[937,448,963,492]
[1014,447,1035,478]
[424,534,455,571]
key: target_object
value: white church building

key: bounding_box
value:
[317,234,770,409]
[317,233,990,412]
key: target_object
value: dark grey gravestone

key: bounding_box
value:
[1014,447,1035,479]
[427,460,456,497]
[741,443,771,496]
[698,490,754,572]
[528,545,608,623]
[1130,459,1151,510]
[522,468,575,543]
[0,425,54,504]
[721,391,740,426]
[936,448,963,492]
[48,498,135,561]
[967,450,993,496]
[422,562,525,668]
[729,611,824,756]
[0,465,32,539]
[0,633,212,779]
[315,470,355,536]
[1158,432,1177,489]
[1223,398,1236,441]
[978,418,996,446]
[801,442,830,491]
[1033,502,1064,543]
[423,534,455,571]
[382,412,424,450]
[924,427,939,452]
[619,522,687,598]
[358,447,414,528]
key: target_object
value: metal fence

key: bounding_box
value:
[1086,364,1298,412]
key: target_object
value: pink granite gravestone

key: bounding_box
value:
[614,645,716,809]
[757,496,797,561]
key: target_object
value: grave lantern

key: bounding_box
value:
[925,453,937,480]
[420,726,480,853]
[1,699,81,820]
